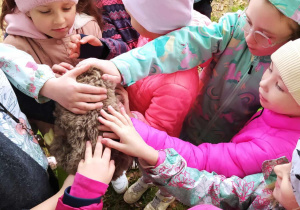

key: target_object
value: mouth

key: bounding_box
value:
[52,27,68,32]
[259,92,267,103]
[275,180,280,189]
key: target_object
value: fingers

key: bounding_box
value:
[93,137,103,159]
[102,74,122,84]
[107,105,129,125]
[120,107,133,126]
[101,146,112,162]
[108,160,116,176]
[102,132,119,139]
[52,62,74,75]
[101,137,126,152]
[100,108,124,127]
[77,92,106,103]
[73,102,104,112]
[84,141,92,161]
[80,35,103,46]
[70,34,81,42]
[69,64,92,78]
[76,83,108,95]
[59,62,74,70]
[98,124,112,132]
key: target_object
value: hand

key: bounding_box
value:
[68,34,102,59]
[77,58,122,84]
[52,62,74,77]
[77,139,115,184]
[115,85,133,118]
[98,106,158,166]
[40,64,107,114]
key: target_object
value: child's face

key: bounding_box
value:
[273,163,299,210]
[27,1,76,39]
[244,0,295,56]
[259,63,300,116]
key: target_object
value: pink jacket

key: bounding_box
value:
[127,68,199,137]
[56,173,107,210]
[127,11,211,137]
[132,108,300,177]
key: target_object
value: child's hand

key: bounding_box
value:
[78,139,115,184]
[40,64,107,114]
[77,58,122,84]
[115,85,134,118]
[52,62,74,77]
[68,34,102,59]
[99,106,158,166]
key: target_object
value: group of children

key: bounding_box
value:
[1,0,300,209]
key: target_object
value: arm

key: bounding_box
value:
[0,43,55,103]
[99,0,139,53]
[141,148,266,208]
[55,139,115,210]
[132,118,295,178]
[111,12,240,86]
[31,175,75,210]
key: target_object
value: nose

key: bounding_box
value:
[53,12,65,25]
[259,77,269,92]
[274,163,292,178]
[245,30,256,45]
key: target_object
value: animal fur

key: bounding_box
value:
[50,66,133,180]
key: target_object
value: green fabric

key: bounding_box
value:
[269,0,300,24]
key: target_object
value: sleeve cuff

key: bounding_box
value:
[69,172,108,199]
[62,186,102,208]
[79,34,109,59]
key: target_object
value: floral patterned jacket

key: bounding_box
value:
[142,148,288,209]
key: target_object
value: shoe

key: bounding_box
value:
[124,177,153,204]
[131,159,139,169]
[144,191,175,210]
[111,171,128,194]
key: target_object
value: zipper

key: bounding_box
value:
[199,65,253,140]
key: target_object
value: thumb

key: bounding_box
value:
[102,74,122,84]
[69,64,91,78]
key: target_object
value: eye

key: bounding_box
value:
[63,7,72,11]
[39,10,50,14]
[268,66,273,73]
[276,82,284,92]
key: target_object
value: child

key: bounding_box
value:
[98,38,300,209]
[99,108,300,210]
[78,0,300,147]
[0,0,104,131]
[1,0,102,67]
[70,0,210,202]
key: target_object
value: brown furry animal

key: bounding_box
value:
[50,66,133,180]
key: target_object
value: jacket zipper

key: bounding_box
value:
[199,65,253,140]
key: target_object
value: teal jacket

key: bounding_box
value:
[111,11,271,145]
